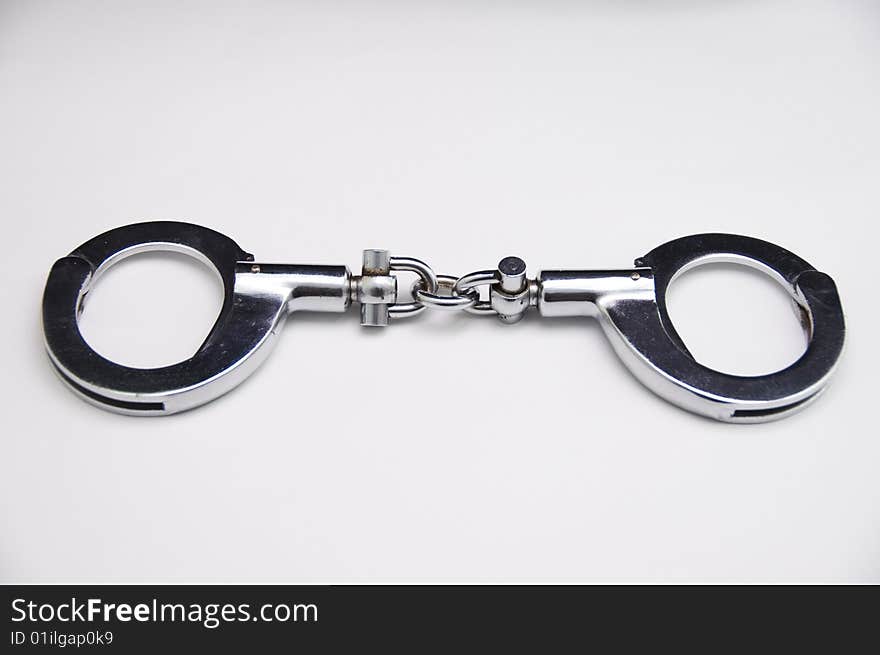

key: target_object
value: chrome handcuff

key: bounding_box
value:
[42,222,845,422]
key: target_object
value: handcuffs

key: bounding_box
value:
[42,222,845,422]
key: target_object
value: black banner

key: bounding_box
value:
[2,585,874,651]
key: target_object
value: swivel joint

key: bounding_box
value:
[490,256,532,324]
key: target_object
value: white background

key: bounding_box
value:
[1,0,878,583]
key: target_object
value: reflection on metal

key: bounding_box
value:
[43,222,845,422]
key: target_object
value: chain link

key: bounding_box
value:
[398,263,501,317]
[387,256,438,319]
[454,270,498,315]
[413,275,479,311]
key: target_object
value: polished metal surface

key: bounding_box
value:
[42,223,845,421]
[388,256,438,319]
[356,249,394,327]
[42,222,349,415]
[414,275,479,311]
[490,256,530,324]
[537,234,845,422]
[454,270,498,315]
[497,256,527,293]
[350,254,439,323]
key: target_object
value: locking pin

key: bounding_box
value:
[353,249,397,327]
[490,256,531,324]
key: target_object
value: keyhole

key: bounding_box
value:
[77,251,223,369]
[665,263,808,376]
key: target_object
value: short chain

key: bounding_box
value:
[405,268,501,316]
[412,275,478,311]
[384,254,531,323]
